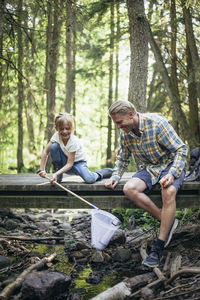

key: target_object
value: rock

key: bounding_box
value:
[76,241,91,250]
[113,247,132,262]
[20,270,71,300]
[110,229,126,245]
[0,255,11,269]
[3,218,20,230]
[91,251,104,263]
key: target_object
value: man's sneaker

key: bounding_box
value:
[164,219,178,248]
[142,249,163,268]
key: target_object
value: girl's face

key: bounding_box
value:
[57,121,72,143]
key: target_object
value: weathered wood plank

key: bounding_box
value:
[0,173,199,209]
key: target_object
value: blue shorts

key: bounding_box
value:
[132,163,186,191]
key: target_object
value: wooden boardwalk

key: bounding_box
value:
[0,173,199,209]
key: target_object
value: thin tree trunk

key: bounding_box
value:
[114,0,120,150]
[186,44,200,145]
[106,0,114,167]
[72,2,76,119]
[182,0,200,99]
[24,3,35,153]
[0,0,5,110]
[170,0,179,133]
[65,0,73,113]
[127,0,148,112]
[147,19,195,146]
[45,0,62,171]
[182,1,200,145]
[45,1,62,140]
[17,0,24,173]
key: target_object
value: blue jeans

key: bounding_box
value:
[50,143,99,184]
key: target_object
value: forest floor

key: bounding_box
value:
[0,208,200,299]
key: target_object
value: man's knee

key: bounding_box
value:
[123,178,146,196]
[162,185,177,204]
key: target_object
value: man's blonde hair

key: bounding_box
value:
[55,113,74,131]
[109,100,137,116]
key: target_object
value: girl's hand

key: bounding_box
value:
[38,170,47,178]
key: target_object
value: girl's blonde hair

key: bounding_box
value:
[109,100,137,116]
[55,113,74,131]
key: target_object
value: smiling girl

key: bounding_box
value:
[38,113,112,183]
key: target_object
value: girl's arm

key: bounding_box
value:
[38,141,53,178]
[51,151,76,183]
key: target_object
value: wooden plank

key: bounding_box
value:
[0,173,199,209]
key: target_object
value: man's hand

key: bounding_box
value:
[159,173,174,188]
[105,178,118,190]
[50,173,58,184]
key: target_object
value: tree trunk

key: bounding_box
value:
[72,1,76,119]
[182,1,200,145]
[17,0,24,173]
[65,0,73,113]
[186,44,200,145]
[0,0,5,110]
[182,0,200,99]
[114,0,120,150]
[127,0,148,112]
[45,0,62,171]
[24,2,35,153]
[170,0,179,134]
[106,0,114,167]
[147,19,195,146]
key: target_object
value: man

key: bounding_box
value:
[105,100,187,268]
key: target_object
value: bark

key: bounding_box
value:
[114,0,120,150]
[17,0,24,173]
[186,44,200,145]
[170,0,179,133]
[182,2,200,145]
[127,0,148,112]
[65,0,73,113]
[45,0,62,142]
[24,3,35,153]
[147,19,195,146]
[106,0,114,167]
[182,0,200,99]
[0,0,5,109]
[91,273,155,300]
[0,253,57,300]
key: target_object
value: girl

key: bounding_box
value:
[37,113,112,183]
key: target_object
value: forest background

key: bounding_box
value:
[0,0,199,174]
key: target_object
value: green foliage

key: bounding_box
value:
[112,208,160,229]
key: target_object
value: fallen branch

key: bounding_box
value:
[0,235,64,242]
[90,273,156,300]
[167,267,200,285]
[0,252,57,300]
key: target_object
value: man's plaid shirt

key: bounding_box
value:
[112,113,188,185]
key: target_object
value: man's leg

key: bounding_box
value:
[123,178,161,221]
[159,185,177,242]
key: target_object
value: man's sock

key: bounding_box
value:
[153,238,165,251]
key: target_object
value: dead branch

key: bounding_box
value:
[0,235,64,242]
[167,267,200,285]
[0,252,57,300]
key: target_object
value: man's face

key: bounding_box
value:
[111,112,135,133]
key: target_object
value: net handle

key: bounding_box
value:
[45,175,98,209]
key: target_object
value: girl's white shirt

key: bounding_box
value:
[50,132,87,162]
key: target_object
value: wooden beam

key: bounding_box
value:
[0,174,199,209]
